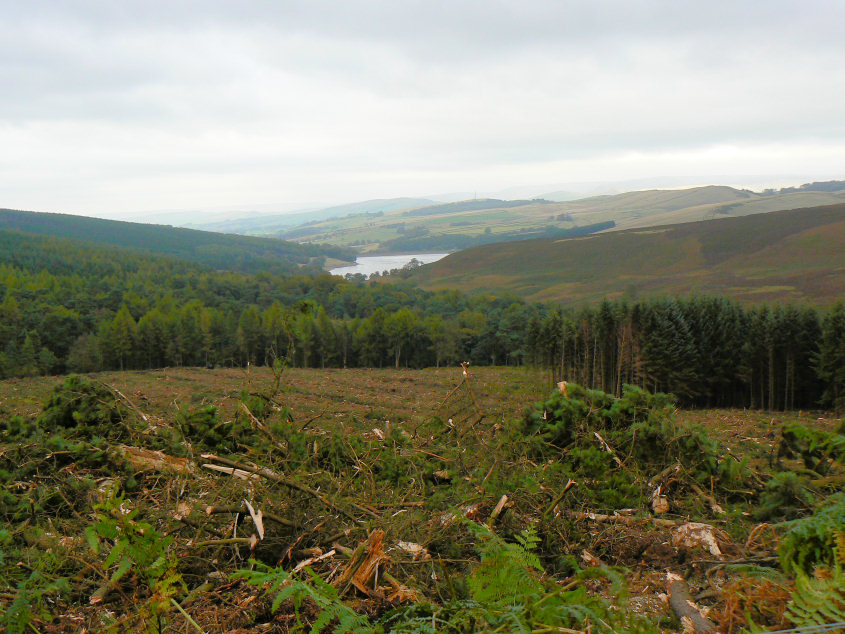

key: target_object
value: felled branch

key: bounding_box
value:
[543,479,577,517]
[205,504,296,528]
[487,494,509,526]
[201,453,378,523]
[567,510,679,528]
[190,536,259,550]
[688,482,725,515]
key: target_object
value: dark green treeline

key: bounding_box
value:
[530,297,843,411]
[0,229,843,410]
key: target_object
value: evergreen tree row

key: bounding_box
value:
[527,297,845,410]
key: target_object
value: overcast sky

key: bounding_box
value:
[2,1,845,219]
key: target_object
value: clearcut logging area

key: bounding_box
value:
[0,365,842,632]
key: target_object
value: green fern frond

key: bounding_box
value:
[780,492,845,574]
[786,553,845,627]
[233,561,374,634]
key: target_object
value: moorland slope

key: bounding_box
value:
[410,202,845,305]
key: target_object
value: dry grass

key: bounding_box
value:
[0,366,548,433]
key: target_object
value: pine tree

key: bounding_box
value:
[237,306,264,366]
[110,305,137,371]
[315,307,338,368]
[18,332,40,377]
[816,300,845,411]
[639,299,699,400]
[137,308,168,368]
[384,308,421,369]
[355,308,389,368]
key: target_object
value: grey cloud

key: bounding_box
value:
[1,1,844,214]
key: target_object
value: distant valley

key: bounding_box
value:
[189,181,845,256]
[3,181,844,308]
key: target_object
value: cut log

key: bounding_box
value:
[671,522,731,559]
[487,494,509,526]
[118,445,196,475]
[666,572,716,634]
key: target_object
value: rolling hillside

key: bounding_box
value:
[270,183,845,254]
[409,203,845,306]
[0,208,354,274]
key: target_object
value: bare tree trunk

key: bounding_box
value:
[560,329,566,383]
[768,347,775,410]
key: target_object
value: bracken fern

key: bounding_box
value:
[786,551,845,627]
[232,562,375,633]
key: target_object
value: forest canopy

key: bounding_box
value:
[0,209,354,274]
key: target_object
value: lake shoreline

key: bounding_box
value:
[329,252,450,277]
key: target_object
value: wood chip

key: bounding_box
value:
[244,499,265,540]
[201,463,259,480]
[292,549,336,573]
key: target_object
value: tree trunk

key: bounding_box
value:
[768,347,775,410]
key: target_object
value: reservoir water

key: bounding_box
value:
[330,253,449,277]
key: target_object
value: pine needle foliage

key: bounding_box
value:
[754,471,816,521]
[177,404,259,454]
[36,375,131,441]
[519,383,749,509]
[779,421,845,475]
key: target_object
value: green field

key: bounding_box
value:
[410,203,845,305]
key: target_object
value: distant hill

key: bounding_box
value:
[401,198,554,217]
[270,182,845,254]
[188,197,436,236]
[764,180,845,195]
[409,203,845,306]
[0,208,354,274]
